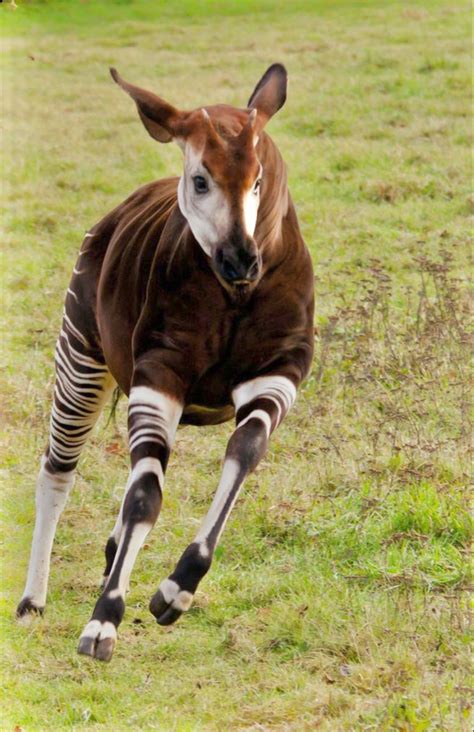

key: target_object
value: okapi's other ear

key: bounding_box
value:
[247,63,287,132]
[110,68,181,143]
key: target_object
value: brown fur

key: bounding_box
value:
[17,65,316,657]
[71,67,314,422]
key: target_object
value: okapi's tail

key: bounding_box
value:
[105,385,123,430]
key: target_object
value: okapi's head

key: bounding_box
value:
[110,64,287,291]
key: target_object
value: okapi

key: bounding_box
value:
[16,63,314,662]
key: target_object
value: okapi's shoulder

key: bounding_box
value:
[92,177,182,392]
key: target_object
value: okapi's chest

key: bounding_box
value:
[134,273,309,416]
[93,188,313,412]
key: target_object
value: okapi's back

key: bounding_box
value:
[69,177,180,385]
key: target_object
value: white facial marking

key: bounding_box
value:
[242,188,259,237]
[242,164,262,236]
[177,144,231,257]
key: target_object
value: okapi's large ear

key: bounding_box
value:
[247,63,287,131]
[110,68,181,143]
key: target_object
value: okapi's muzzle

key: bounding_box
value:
[214,227,261,287]
[215,245,260,286]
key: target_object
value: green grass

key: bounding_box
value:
[1,0,472,729]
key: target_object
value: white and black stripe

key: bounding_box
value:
[78,386,182,661]
[48,329,112,472]
[149,374,296,625]
[17,288,114,620]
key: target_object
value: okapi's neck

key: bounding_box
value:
[254,132,288,256]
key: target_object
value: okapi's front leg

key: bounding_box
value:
[149,374,296,625]
[78,380,182,661]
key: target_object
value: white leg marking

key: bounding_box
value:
[236,408,272,438]
[198,541,210,558]
[194,458,241,547]
[108,469,132,544]
[158,578,194,612]
[129,457,164,490]
[62,311,89,346]
[80,619,117,642]
[107,521,152,598]
[232,375,296,412]
[188,376,296,564]
[128,386,182,446]
[48,343,113,467]
[20,458,75,607]
[107,454,168,547]
[232,375,296,428]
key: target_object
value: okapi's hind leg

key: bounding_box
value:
[16,313,114,622]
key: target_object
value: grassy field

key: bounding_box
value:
[1,0,472,729]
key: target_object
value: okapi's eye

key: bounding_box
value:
[253,177,262,194]
[193,175,209,194]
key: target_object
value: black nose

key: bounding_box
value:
[217,248,260,285]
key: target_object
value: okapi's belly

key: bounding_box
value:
[181,403,235,426]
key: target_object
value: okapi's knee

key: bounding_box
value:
[44,452,78,477]
[40,453,75,493]
[226,418,268,474]
[122,473,162,526]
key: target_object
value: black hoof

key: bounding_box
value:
[77,635,96,657]
[77,620,117,662]
[149,590,183,626]
[77,635,115,662]
[16,597,44,619]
